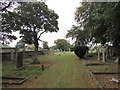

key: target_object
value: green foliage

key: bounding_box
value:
[54,39,71,51]
[1,2,21,44]
[18,2,59,50]
[68,2,120,46]
[42,41,49,50]
[1,2,59,50]
[16,39,25,49]
[74,45,89,59]
[1,12,19,44]
[69,45,74,52]
[66,25,91,46]
[50,45,57,50]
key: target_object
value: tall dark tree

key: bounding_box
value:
[73,2,120,46]
[18,2,59,51]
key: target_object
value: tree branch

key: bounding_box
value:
[2,2,12,12]
[37,31,46,40]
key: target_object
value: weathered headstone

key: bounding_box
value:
[115,57,120,64]
[16,52,23,69]
[10,51,14,61]
[53,51,54,55]
[98,50,100,61]
[22,50,25,58]
[97,46,108,62]
[15,48,18,63]
[102,50,105,62]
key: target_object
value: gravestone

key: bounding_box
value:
[10,51,14,61]
[15,48,18,63]
[115,57,120,64]
[63,50,65,54]
[22,50,25,58]
[52,50,54,55]
[97,46,108,62]
[16,52,23,69]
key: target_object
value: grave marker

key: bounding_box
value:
[10,51,14,61]
[16,52,23,69]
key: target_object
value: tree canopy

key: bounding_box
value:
[66,2,120,47]
[1,2,19,44]
[42,41,49,50]
[18,2,59,51]
[54,39,71,51]
[66,25,91,46]
[1,2,59,50]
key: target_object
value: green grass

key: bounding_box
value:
[2,52,98,88]
[2,61,48,77]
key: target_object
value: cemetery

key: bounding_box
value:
[83,46,120,88]
[1,1,120,89]
[1,47,119,88]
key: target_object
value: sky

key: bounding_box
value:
[9,0,81,47]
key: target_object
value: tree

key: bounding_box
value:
[66,25,91,46]
[42,41,49,50]
[50,45,57,50]
[74,2,120,46]
[17,2,59,51]
[1,2,19,44]
[54,39,71,51]
[16,39,25,49]
[1,2,13,12]
[103,3,120,46]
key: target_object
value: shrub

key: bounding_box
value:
[70,48,74,52]
[74,45,89,59]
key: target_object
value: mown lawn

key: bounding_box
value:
[2,52,98,88]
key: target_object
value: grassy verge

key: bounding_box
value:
[2,52,98,88]
[2,61,48,77]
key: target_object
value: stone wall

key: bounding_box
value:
[0,48,15,53]
[2,50,48,62]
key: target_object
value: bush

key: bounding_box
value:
[74,45,89,59]
[70,48,74,52]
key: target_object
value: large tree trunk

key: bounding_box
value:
[34,40,39,51]
[34,31,39,51]
[31,39,40,64]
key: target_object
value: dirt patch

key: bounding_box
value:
[94,74,120,88]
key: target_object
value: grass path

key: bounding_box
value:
[6,52,98,88]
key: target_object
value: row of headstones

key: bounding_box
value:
[97,46,120,63]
